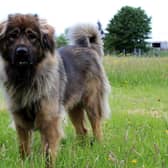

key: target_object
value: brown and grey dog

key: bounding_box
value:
[0,14,111,167]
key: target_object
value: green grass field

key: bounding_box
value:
[0,56,168,168]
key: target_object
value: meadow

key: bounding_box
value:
[0,56,168,168]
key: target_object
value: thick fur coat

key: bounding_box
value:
[0,14,111,168]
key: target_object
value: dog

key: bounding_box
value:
[58,23,111,138]
[0,14,111,167]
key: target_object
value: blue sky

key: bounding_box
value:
[0,0,167,41]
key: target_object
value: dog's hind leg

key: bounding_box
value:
[86,95,103,141]
[68,104,87,137]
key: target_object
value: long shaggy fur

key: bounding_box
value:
[68,23,104,58]
[67,23,111,118]
[0,14,111,168]
[0,14,66,168]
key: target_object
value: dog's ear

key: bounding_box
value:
[34,14,38,18]
[8,14,13,21]
[0,21,7,41]
[39,20,55,53]
[33,14,40,22]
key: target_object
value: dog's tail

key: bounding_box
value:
[68,24,104,57]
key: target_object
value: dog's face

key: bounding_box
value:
[0,14,55,67]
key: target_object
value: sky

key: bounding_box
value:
[0,0,167,41]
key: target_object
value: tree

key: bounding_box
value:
[56,33,68,48]
[104,6,152,54]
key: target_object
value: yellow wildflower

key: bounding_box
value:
[131,159,137,164]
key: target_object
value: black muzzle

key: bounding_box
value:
[13,45,32,66]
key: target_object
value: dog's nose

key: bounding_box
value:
[15,46,28,56]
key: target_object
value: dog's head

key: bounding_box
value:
[0,14,55,67]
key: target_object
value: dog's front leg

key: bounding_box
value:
[35,99,63,168]
[40,117,62,168]
[15,125,32,159]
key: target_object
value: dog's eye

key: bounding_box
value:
[7,32,19,41]
[7,28,20,42]
[28,33,37,41]
[26,30,37,42]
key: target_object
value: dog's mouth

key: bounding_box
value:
[19,61,28,65]
[13,57,33,67]
[18,61,32,66]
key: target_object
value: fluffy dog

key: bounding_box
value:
[58,24,111,139]
[0,14,111,168]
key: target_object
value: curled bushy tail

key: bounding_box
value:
[68,24,104,57]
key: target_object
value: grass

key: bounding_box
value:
[104,56,168,87]
[0,56,168,168]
